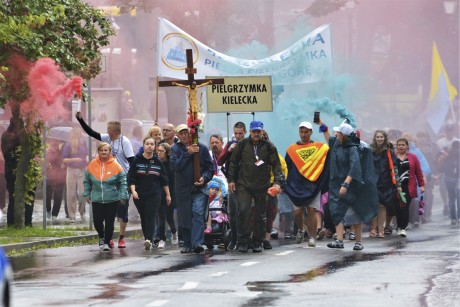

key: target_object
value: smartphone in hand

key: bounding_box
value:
[314,111,320,124]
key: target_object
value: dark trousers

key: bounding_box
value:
[228,191,239,243]
[6,170,35,226]
[0,174,6,210]
[46,182,65,217]
[238,186,267,244]
[92,201,119,244]
[134,195,160,242]
[157,194,176,241]
[395,195,412,230]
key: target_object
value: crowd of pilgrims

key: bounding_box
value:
[1,114,458,253]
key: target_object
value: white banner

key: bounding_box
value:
[157,18,333,86]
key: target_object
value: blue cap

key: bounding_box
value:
[207,181,220,190]
[249,120,264,131]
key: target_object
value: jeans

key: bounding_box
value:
[183,192,207,248]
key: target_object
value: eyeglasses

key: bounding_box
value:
[157,149,166,153]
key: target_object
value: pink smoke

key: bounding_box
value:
[21,58,82,122]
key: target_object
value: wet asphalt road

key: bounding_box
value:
[9,207,460,307]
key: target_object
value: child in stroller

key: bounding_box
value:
[204,179,230,250]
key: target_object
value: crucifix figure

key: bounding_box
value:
[159,49,224,181]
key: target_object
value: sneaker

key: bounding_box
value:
[227,241,237,251]
[180,247,192,254]
[284,233,294,240]
[102,244,110,251]
[252,243,262,253]
[193,245,204,254]
[238,243,249,253]
[109,240,115,248]
[69,218,76,223]
[296,230,304,244]
[270,230,279,239]
[353,242,364,251]
[413,221,420,228]
[316,229,326,241]
[52,216,58,224]
[179,240,185,247]
[158,240,166,249]
[308,237,316,247]
[400,229,407,237]
[46,211,51,219]
[144,240,152,250]
[118,239,126,248]
[349,232,356,240]
[204,227,212,234]
[263,240,272,249]
[99,238,104,249]
[172,233,178,244]
[396,228,403,236]
[384,226,393,235]
[327,239,344,249]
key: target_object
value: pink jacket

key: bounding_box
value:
[407,153,424,198]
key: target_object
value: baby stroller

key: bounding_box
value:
[203,196,231,250]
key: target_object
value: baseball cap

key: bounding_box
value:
[333,122,354,136]
[299,121,313,129]
[249,120,264,131]
[175,124,189,133]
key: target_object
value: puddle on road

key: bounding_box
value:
[245,252,389,306]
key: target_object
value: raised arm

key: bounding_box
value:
[75,111,102,141]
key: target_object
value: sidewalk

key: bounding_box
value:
[0,198,143,253]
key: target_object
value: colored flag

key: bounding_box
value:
[426,42,458,134]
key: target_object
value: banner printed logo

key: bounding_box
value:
[161,33,199,70]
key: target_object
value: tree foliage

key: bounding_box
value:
[0,0,114,227]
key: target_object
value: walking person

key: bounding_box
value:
[217,122,247,250]
[171,124,214,254]
[284,121,330,247]
[321,120,379,250]
[369,130,400,238]
[227,120,285,253]
[62,125,87,223]
[437,140,459,225]
[83,143,129,251]
[45,138,66,222]
[394,138,425,237]
[75,111,134,248]
[155,143,177,247]
[128,137,171,250]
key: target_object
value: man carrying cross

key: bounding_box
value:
[171,124,214,254]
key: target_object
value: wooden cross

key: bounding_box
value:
[159,49,224,182]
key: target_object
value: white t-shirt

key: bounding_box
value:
[101,134,134,173]
[437,137,459,151]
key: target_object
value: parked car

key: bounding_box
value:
[0,247,12,307]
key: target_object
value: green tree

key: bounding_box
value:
[0,0,114,228]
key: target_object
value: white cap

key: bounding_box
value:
[298,121,313,129]
[333,123,354,136]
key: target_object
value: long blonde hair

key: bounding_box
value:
[69,126,83,154]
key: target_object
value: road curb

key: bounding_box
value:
[1,229,143,253]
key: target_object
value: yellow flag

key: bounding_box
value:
[429,42,458,101]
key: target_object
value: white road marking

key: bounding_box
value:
[209,271,229,277]
[241,261,259,266]
[146,300,169,306]
[178,281,199,290]
[276,250,295,256]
